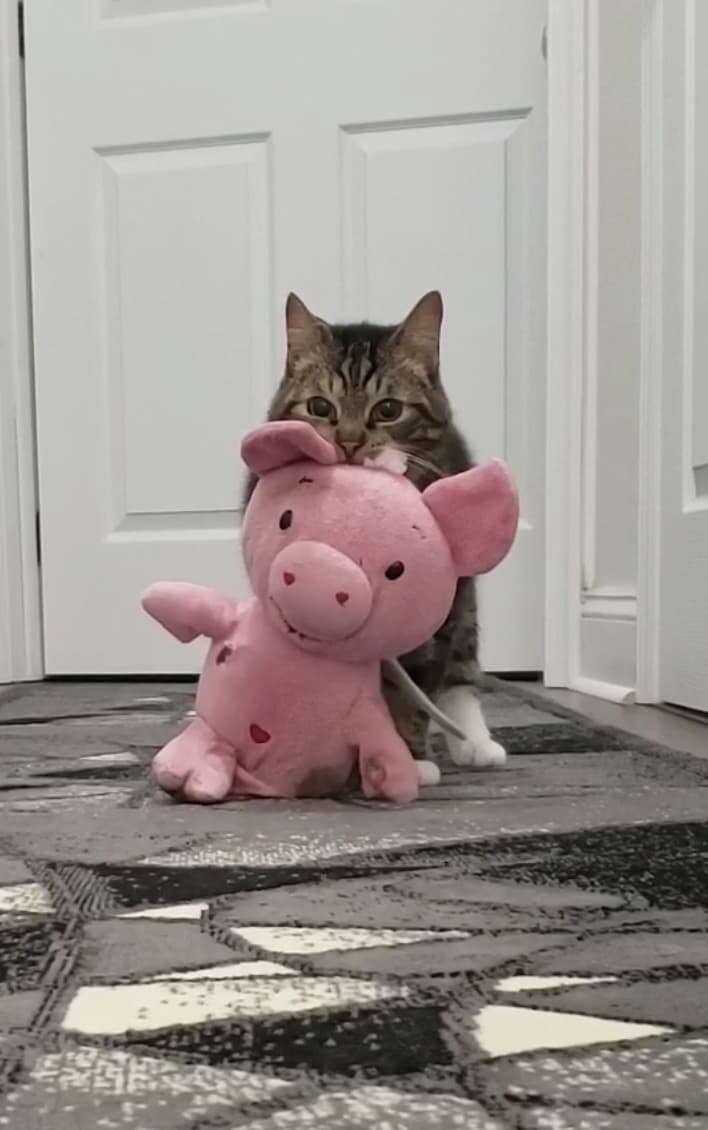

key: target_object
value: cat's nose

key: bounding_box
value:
[338,440,364,461]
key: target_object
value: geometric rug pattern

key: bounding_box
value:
[1,678,708,1128]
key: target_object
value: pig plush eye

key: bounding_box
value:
[385,561,405,580]
[279,510,293,531]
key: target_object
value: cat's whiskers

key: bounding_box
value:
[394,446,445,483]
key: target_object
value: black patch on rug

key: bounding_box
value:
[33,765,144,782]
[127,1003,452,1077]
[491,722,635,754]
[0,917,66,992]
[476,820,708,909]
[45,860,431,914]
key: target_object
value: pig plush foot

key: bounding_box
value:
[431,685,507,769]
[152,717,236,803]
[360,750,419,805]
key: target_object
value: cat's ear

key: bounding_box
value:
[422,459,519,577]
[285,293,333,354]
[389,291,443,371]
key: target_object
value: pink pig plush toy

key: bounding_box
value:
[142,420,518,805]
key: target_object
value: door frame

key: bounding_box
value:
[543,0,586,689]
[1,0,623,689]
[0,0,42,685]
[543,0,664,704]
[635,0,663,703]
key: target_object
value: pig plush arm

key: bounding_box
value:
[352,695,420,805]
[142,583,238,644]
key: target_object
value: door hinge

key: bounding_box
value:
[35,511,42,566]
[541,23,548,62]
[17,1,24,59]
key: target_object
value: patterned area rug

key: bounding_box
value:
[1,678,708,1129]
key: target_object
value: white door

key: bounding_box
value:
[25,0,547,675]
[659,0,708,712]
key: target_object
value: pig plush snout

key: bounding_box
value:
[269,541,373,641]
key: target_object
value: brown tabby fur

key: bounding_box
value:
[244,292,481,753]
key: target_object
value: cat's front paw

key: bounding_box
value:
[416,759,441,787]
[433,686,506,770]
[448,735,507,770]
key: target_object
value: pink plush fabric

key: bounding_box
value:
[143,420,519,805]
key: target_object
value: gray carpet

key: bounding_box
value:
[1,678,708,1129]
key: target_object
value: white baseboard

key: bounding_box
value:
[580,615,637,693]
[569,676,636,704]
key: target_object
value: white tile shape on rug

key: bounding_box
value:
[79,751,139,765]
[0,882,53,915]
[62,975,408,1035]
[523,1110,708,1130]
[238,1086,503,1129]
[496,975,619,993]
[0,789,134,813]
[474,1004,672,1058]
[232,925,469,954]
[151,961,293,981]
[117,901,209,921]
[4,1045,291,1126]
[140,830,459,869]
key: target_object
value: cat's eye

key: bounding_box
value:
[308,397,336,421]
[279,510,293,531]
[372,398,403,423]
[385,560,405,581]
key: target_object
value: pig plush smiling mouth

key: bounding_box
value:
[268,538,375,647]
[142,419,519,805]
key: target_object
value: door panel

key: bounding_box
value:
[101,140,271,524]
[25,0,547,674]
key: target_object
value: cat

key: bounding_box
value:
[243,291,505,769]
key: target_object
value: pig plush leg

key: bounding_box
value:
[360,744,420,804]
[152,717,236,803]
[430,686,506,769]
[356,710,420,803]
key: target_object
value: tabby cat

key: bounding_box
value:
[244,291,505,768]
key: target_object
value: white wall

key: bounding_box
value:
[578,0,644,691]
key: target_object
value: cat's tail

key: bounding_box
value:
[381,659,467,742]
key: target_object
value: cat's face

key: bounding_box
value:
[268,292,452,486]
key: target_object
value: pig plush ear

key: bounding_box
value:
[423,460,519,576]
[241,420,338,476]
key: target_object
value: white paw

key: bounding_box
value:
[432,685,506,770]
[448,736,507,770]
[416,760,441,787]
